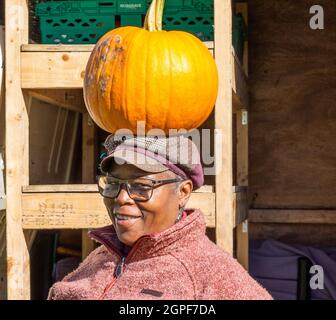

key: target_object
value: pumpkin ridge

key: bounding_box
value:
[104,40,120,113]
[107,28,138,131]
[123,28,146,132]
[84,35,111,130]
[180,33,204,128]
[176,31,215,128]
[165,31,172,132]
[83,49,103,129]
[98,28,137,132]
[97,36,117,131]
[90,36,111,130]
[170,31,199,129]
[144,31,151,133]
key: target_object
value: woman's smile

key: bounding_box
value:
[113,211,143,227]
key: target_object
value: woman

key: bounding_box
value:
[48,134,272,300]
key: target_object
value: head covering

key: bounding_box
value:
[100,134,204,189]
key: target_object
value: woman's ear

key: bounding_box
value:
[178,179,193,208]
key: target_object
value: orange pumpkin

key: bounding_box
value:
[83,0,218,134]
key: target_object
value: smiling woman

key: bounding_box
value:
[47,134,272,300]
[102,165,190,248]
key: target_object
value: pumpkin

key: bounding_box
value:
[83,0,218,134]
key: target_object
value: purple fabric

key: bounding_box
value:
[123,146,189,179]
[249,239,336,300]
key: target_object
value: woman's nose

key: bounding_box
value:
[114,184,133,204]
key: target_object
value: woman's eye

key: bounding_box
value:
[132,183,151,190]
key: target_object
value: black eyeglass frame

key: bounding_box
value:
[96,174,184,202]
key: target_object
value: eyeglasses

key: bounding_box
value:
[97,175,183,202]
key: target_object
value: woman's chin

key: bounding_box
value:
[117,228,143,247]
[118,233,137,247]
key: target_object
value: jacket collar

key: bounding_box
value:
[88,208,206,261]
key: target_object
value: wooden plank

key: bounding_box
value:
[27,89,86,114]
[21,44,96,52]
[21,41,214,52]
[249,209,336,224]
[235,109,249,268]
[22,184,215,193]
[249,1,336,209]
[0,25,4,116]
[21,51,91,88]
[250,223,336,247]
[82,113,96,260]
[232,50,248,110]
[236,220,248,270]
[21,192,216,229]
[5,0,30,300]
[236,110,248,186]
[233,187,248,227]
[214,0,234,254]
[234,3,249,270]
[0,211,6,299]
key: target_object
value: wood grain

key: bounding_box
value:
[82,113,96,260]
[27,89,85,114]
[21,192,216,229]
[214,0,234,253]
[250,223,336,247]
[5,0,30,300]
[249,209,336,224]
[249,0,336,209]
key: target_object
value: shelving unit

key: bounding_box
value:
[4,0,249,299]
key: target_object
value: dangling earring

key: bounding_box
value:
[175,206,184,222]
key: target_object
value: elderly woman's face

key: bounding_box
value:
[103,164,192,247]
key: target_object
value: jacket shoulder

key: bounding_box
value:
[47,245,114,300]
[175,235,273,300]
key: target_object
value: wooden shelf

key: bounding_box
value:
[21,41,215,52]
[249,209,336,224]
[22,184,214,193]
[20,42,248,110]
[4,0,250,299]
[21,184,215,229]
[20,184,246,229]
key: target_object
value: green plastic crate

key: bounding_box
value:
[36,0,147,44]
[36,0,245,53]
[162,1,213,41]
[36,0,215,44]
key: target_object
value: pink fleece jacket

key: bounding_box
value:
[47,208,272,300]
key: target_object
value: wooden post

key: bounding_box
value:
[236,109,249,270]
[5,0,30,299]
[235,3,249,270]
[81,112,96,260]
[214,0,234,254]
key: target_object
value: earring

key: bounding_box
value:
[175,206,184,222]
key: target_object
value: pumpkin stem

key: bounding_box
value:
[144,0,165,32]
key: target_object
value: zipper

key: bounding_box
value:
[98,256,125,300]
[89,232,149,300]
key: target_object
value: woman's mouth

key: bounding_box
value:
[113,213,142,227]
